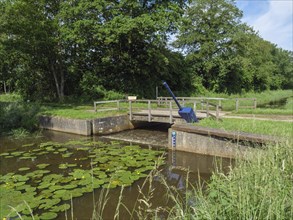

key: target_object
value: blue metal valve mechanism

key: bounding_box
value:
[163,81,198,123]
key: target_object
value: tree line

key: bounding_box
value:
[0,0,292,101]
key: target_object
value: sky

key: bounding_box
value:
[236,0,293,51]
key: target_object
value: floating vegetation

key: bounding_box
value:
[0,139,165,219]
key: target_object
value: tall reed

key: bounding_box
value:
[162,141,293,220]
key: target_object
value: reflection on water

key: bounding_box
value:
[0,129,232,219]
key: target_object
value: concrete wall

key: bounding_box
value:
[168,129,248,158]
[92,115,134,135]
[168,124,276,158]
[39,115,136,136]
[39,116,92,136]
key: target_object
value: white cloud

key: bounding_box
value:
[244,0,293,51]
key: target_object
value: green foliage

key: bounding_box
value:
[175,0,293,94]
[0,102,40,135]
[0,93,22,102]
[0,0,292,100]
[10,128,30,139]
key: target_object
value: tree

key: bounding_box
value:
[1,0,67,100]
[174,0,243,93]
[57,0,189,98]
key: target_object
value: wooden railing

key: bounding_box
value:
[157,96,257,112]
[235,98,257,111]
[93,96,259,122]
[128,99,222,122]
[94,100,125,112]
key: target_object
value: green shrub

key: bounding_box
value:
[0,102,40,135]
[0,93,22,102]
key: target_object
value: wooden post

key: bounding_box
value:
[169,101,173,123]
[206,101,209,118]
[117,100,120,110]
[254,98,257,109]
[201,100,204,110]
[94,102,97,112]
[216,105,219,121]
[148,100,151,122]
[219,100,222,108]
[236,99,239,112]
[156,86,158,99]
[182,98,185,107]
[129,101,132,120]
[193,101,197,113]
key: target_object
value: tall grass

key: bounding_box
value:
[155,141,293,220]
[191,142,293,219]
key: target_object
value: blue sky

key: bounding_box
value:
[236,0,293,51]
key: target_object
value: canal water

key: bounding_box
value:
[0,128,232,219]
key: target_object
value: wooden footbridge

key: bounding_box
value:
[93,96,257,124]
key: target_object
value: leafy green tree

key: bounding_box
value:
[1,0,66,100]
[174,0,292,93]
[271,48,293,90]
[174,0,243,93]
[58,0,189,98]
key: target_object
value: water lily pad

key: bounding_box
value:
[38,182,53,190]
[11,151,24,156]
[39,198,61,210]
[63,184,78,189]
[19,156,37,160]
[22,143,34,147]
[12,175,29,182]
[36,163,50,169]
[77,147,90,151]
[58,164,68,169]
[58,147,68,152]
[46,146,55,151]
[50,203,70,212]
[18,167,31,171]
[39,212,58,219]
[0,152,10,156]
[62,152,73,158]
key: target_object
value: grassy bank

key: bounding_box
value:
[40,104,126,119]
[163,141,293,220]
[198,89,292,111]
[195,118,292,138]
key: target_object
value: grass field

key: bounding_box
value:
[195,118,292,138]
